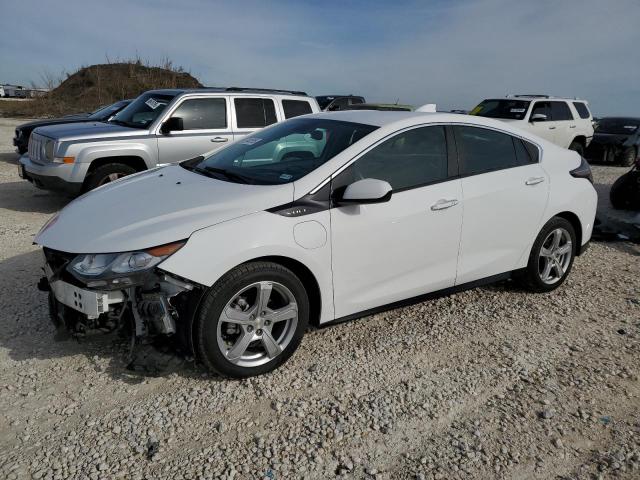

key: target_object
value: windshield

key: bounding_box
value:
[470,99,531,120]
[596,118,639,135]
[110,93,176,128]
[182,118,378,185]
[88,101,128,120]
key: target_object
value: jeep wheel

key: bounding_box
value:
[84,163,137,192]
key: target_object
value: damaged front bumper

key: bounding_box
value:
[39,247,202,362]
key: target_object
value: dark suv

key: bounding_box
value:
[13,100,131,154]
[315,95,365,111]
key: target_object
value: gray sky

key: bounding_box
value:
[1,0,639,115]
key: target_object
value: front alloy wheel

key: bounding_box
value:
[217,281,299,367]
[194,261,309,377]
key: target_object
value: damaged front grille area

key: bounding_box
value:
[41,249,203,371]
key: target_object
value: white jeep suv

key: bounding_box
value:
[35,111,597,378]
[470,95,594,155]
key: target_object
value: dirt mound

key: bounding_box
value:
[0,62,202,118]
[51,63,202,108]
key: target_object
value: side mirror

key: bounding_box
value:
[161,117,184,135]
[338,178,392,205]
[530,113,547,123]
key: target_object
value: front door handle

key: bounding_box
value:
[211,137,229,143]
[569,125,576,129]
[430,199,459,211]
[548,126,556,130]
[525,177,545,186]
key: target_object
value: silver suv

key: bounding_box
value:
[19,88,320,194]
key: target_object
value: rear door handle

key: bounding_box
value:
[525,177,545,186]
[211,137,229,143]
[569,125,576,129]
[548,126,556,130]
[430,199,459,211]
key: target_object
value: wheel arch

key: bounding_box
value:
[238,255,323,327]
[86,155,148,176]
[552,211,583,255]
[571,135,587,148]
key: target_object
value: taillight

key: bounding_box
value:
[570,157,593,184]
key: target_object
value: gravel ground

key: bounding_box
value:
[0,117,638,480]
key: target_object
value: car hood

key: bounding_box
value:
[18,116,90,132]
[35,165,294,254]
[34,121,144,141]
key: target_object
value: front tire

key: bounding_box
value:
[194,262,309,378]
[516,217,577,293]
[83,163,137,192]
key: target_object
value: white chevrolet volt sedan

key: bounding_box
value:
[35,111,597,377]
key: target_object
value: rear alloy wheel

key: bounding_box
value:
[195,262,309,377]
[516,217,576,292]
[84,163,137,192]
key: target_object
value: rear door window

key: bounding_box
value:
[573,102,591,119]
[550,101,574,121]
[282,100,313,119]
[170,98,227,130]
[235,98,278,128]
[454,126,526,175]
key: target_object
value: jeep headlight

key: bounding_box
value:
[44,139,55,162]
[69,241,186,277]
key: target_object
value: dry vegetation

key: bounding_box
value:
[0,59,202,118]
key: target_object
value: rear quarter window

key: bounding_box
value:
[573,102,591,119]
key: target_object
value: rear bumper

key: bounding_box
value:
[19,155,83,196]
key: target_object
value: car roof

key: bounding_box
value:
[487,95,588,103]
[145,87,312,98]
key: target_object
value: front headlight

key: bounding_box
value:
[69,241,186,278]
[44,139,55,162]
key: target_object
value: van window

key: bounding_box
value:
[550,101,573,121]
[170,98,227,129]
[282,100,313,119]
[573,102,591,119]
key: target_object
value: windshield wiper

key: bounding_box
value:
[182,164,253,184]
[202,166,254,184]
[108,119,134,128]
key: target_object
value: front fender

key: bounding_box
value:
[159,210,335,323]
[73,141,157,169]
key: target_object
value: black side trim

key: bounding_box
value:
[577,239,590,256]
[321,272,512,328]
[267,182,331,217]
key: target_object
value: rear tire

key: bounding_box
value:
[569,141,584,156]
[84,163,137,192]
[619,147,637,167]
[610,171,640,210]
[515,217,577,293]
[194,261,309,378]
